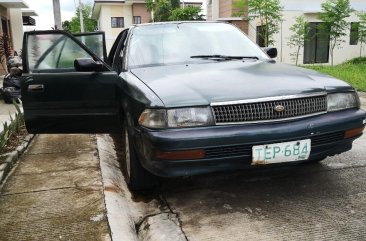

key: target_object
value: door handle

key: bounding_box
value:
[28,84,44,92]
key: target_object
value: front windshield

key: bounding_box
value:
[128,22,269,68]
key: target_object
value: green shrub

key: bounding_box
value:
[0,101,24,153]
[343,57,366,65]
[304,57,366,92]
[0,122,10,152]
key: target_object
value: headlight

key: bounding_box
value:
[138,109,166,128]
[167,107,214,128]
[327,92,360,112]
[138,107,214,128]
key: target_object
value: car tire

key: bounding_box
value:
[123,121,158,191]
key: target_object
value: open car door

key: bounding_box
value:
[21,30,121,133]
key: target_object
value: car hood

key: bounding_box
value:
[131,61,353,107]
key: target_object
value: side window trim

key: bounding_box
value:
[122,27,134,72]
[107,29,128,65]
[112,29,129,73]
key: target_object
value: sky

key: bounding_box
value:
[24,0,84,30]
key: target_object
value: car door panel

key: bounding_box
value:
[21,30,121,134]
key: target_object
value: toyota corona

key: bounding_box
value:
[21,22,366,190]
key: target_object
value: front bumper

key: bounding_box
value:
[133,109,366,177]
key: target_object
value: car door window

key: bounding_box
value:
[27,33,93,72]
[74,33,106,61]
[57,38,92,68]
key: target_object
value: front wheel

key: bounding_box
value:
[123,121,158,191]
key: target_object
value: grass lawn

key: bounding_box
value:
[304,57,366,92]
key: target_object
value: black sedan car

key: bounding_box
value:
[21,22,366,190]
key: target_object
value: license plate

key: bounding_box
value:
[252,139,311,165]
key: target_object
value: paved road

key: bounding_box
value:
[153,95,366,240]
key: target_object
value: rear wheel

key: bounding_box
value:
[123,121,158,190]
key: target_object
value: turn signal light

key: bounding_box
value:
[345,126,365,139]
[156,149,205,160]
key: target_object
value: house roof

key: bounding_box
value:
[0,0,28,8]
[22,9,38,16]
[92,1,126,19]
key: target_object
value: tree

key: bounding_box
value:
[233,0,283,47]
[145,0,202,22]
[168,6,205,21]
[358,12,366,57]
[62,20,71,32]
[287,16,309,65]
[62,3,97,33]
[146,0,173,22]
[171,0,180,9]
[319,0,353,66]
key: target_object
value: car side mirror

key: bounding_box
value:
[74,58,103,72]
[263,48,278,59]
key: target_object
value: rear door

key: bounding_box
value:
[21,30,121,133]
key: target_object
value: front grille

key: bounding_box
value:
[204,131,345,159]
[212,94,327,124]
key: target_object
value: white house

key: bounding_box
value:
[206,0,249,34]
[247,0,366,65]
[92,0,204,52]
[0,0,36,73]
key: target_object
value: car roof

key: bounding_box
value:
[132,21,223,27]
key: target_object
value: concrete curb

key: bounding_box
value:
[96,134,187,241]
[0,134,35,185]
[137,213,187,241]
[96,134,139,241]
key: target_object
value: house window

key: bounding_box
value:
[1,17,9,36]
[303,22,330,64]
[256,25,266,47]
[350,22,359,45]
[133,16,141,24]
[111,17,124,28]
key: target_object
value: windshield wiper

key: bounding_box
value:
[190,55,259,60]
